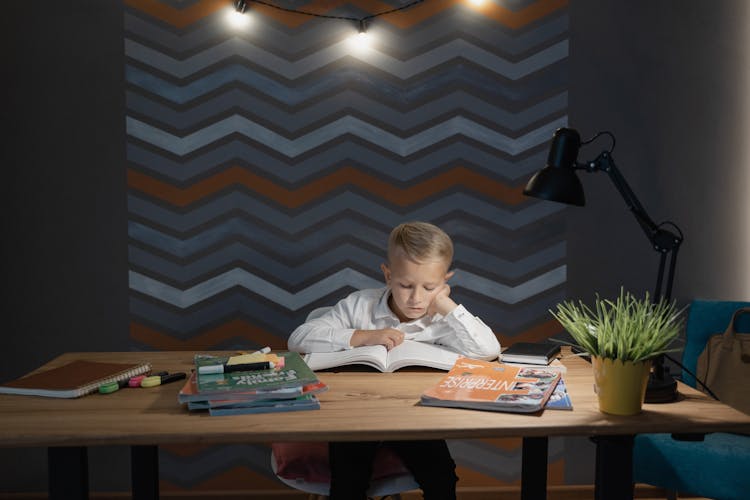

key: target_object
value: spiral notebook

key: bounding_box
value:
[0,360,152,398]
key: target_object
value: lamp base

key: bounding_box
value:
[644,372,678,403]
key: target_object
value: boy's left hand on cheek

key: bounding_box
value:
[428,284,458,317]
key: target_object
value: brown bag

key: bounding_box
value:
[696,307,750,414]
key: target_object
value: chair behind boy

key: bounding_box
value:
[272,306,418,498]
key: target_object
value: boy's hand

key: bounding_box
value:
[427,283,458,317]
[351,328,405,351]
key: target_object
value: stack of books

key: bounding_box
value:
[178,350,326,416]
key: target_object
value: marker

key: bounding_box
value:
[140,372,187,388]
[129,371,167,387]
[234,346,271,357]
[198,361,275,375]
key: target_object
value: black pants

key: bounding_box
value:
[328,440,458,500]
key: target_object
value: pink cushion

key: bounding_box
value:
[272,442,411,483]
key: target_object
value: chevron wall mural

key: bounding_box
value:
[125,0,569,493]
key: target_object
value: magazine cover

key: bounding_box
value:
[420,357,561,413]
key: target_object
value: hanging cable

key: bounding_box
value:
[233,0,425,27]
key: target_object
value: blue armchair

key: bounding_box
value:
[633,300,750,500]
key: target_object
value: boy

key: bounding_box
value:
[288,221,501,499]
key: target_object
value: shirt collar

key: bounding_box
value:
[374,287,395,321]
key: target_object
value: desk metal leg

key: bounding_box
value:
[48,446,88,500]
[521,436,548,500]
[593,435,634,500]
[131,445,159,500]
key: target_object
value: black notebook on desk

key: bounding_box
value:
[500,342,561,365]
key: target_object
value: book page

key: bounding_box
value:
[304,345,388,371]
[384,341,460,371]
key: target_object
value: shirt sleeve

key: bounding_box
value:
[287,299,358,353]
[430,304,501,360]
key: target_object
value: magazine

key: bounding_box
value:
[545,378,573,410]
[420,357,561,413]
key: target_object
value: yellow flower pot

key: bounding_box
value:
[592,356,652,416]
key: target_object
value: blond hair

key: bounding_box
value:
[387,221,453,266]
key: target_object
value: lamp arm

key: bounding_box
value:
[579,151,684,301]
[586,151,659,235]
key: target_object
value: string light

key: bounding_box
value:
[347,18,372,52]
[231,0,425,35]
[227,3,251,28]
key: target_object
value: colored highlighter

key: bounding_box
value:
[130,371,167,387]
[141,372,186,387]
[129,375,147,387]
[99,379,129,394]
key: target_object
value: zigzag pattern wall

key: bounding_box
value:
[125,0,568,492]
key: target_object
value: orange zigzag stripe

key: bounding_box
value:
[127,166,526,208]
[125,0,566,30]
[482,0,568,30]
[244,0,568,29]
[131,318,559,352]
[130,320,288,350]
[124,0,227,29]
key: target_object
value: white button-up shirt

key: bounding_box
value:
[288,287,501,360]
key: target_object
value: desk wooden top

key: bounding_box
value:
[1,350,749,448]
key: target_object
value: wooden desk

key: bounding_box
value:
[1,350,749,500]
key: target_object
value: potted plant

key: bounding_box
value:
[551,288,682,415]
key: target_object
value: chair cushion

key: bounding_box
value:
[271,442,411,483]
[634,433,750,500]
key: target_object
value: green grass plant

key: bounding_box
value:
[551,288,682,362]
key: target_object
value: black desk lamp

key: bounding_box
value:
[524,127,684,403]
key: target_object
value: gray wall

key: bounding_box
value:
[2,1,129,383]
[2,0,749,494]
[1,1,130,492]
[568,0,750,305]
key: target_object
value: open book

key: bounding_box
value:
[303,340,462,372]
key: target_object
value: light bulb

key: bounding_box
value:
[348,31,372,52]
[226,7,250,29]
[348,19,372,53]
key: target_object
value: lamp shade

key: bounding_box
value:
[523,128,586,206]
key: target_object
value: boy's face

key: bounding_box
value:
[381,248,453,322]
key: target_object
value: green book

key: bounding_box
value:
[195,352,318,395]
